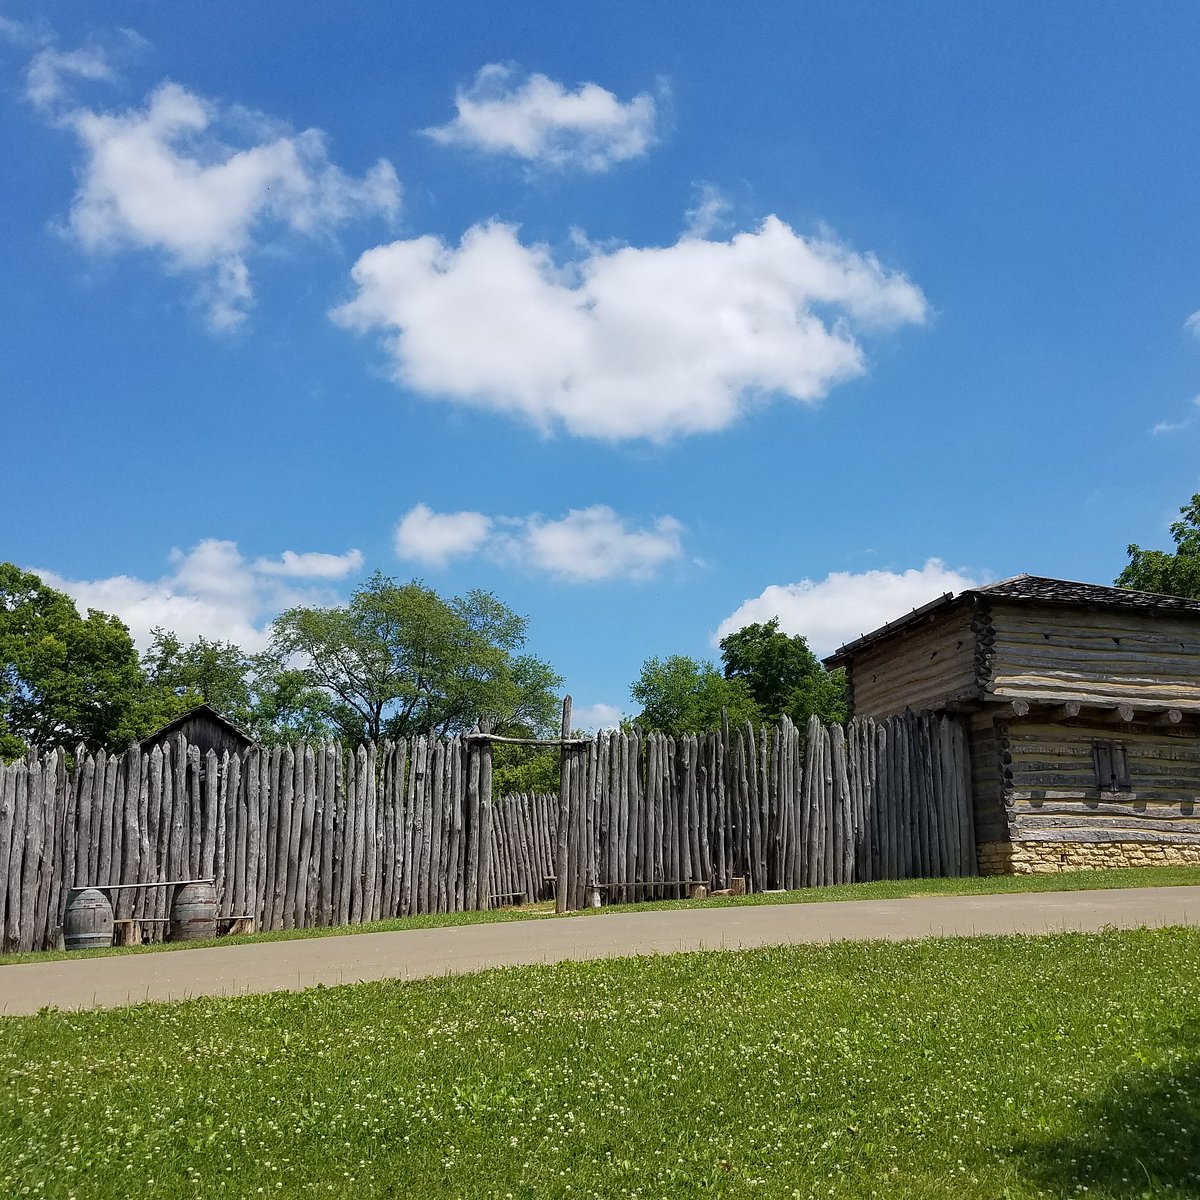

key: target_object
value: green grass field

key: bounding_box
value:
[6,863,1200,966]
[3,927,1199,1198]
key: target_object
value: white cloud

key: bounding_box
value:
[1152,418,1192,436]
[521,507,683,582]
[253,548,364,578]
[1187,311,1200,337]
[333,215,927,441]
[41,70,400,328]
[573,702,624,732]
[25,45,114,108]
[715,559,985,660]
[424,64,660,171]
[34,538,365,652]
[393,503,684,582]
[684,183,732,239]
[394,504,492,568]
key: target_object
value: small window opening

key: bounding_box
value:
[1093,739,1131,793]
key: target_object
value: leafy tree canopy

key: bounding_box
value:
[720,619,848,726]
[630,655,759,734]
[269,573,562,743]
[141,628,256,728]
[1116,493,1200,599]
[0,563,147,757]
[630,620,849,735]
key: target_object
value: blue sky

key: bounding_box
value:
[4,2,1200,727]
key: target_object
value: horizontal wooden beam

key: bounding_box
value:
[462,733,592,747]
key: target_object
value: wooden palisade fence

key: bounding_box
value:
[0,711,973,952]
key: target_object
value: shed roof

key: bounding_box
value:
[824,574,1200,667]
[138,703,254,748]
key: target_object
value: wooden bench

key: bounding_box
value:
[595,880,710,898]
[110,914,255,945]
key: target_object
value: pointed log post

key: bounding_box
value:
[554,696,573,913]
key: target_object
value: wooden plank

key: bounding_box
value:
[880,719,896,880]
[260,745,280,930]
[213,750,230,916]
[0,762,17,946]
[319,743,337,924]
[379,743,396,918]
[463,740,479,915]
[830,724,851,885]
[952,719,977,874]
[415,741,434,915]
[169,737,188,886]
[152,744,172,930]
[31,752,57,948]
[396,739,410,917]
[912,716,933,877]
[18,753,43,951]
[229,748,248,916]
[366,741,383,921]
[347,744,366,923]
[196,748,217,887]
[111,746,139,920]
[72,751,94,889]
[429,739,446,914]
[187,743,202,878]
[238,749,258,929]
[272,745,295,930]
[477,794,493,911]
[90,749,110,887]
[554,697,573,913]
[334,744,351,926]
[254,748,272,931]
[4,761,27,950]
[299,744,319,925]
[42,749,67,937]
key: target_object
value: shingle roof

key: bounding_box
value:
[972,573,1200,613]
[824,574,1200,666]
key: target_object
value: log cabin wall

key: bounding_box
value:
[965,712,1008,844]
[1004,717,1200,839]
[984,602,1200,707]
[848,604,977,717]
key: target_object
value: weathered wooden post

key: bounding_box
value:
[554,695,572,914]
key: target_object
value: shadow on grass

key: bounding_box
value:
[1018,1049,1200,1199]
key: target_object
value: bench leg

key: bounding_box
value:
[114,921,142,947]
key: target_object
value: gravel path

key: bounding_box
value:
[3,885,1198,1016]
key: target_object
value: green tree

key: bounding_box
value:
[0,563,147,756]
[141,628,256,727]
[247,660,337,745]
[491,744,561,796]
[1116,493,1200,599]
[630,655,759,734]
[719,618,848,725]
[269,573,562,742]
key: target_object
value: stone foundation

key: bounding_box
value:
[978,839,1200,875]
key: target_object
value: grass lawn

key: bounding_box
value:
[6,863,1200,967]
[3,928,1200,1198]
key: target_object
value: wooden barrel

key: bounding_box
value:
[63,888,114,950]
[169,882,218,942]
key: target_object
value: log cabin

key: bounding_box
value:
[824,575,1200,874]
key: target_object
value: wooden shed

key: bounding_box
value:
[139,703,254,761]
[824,575,1200,874]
